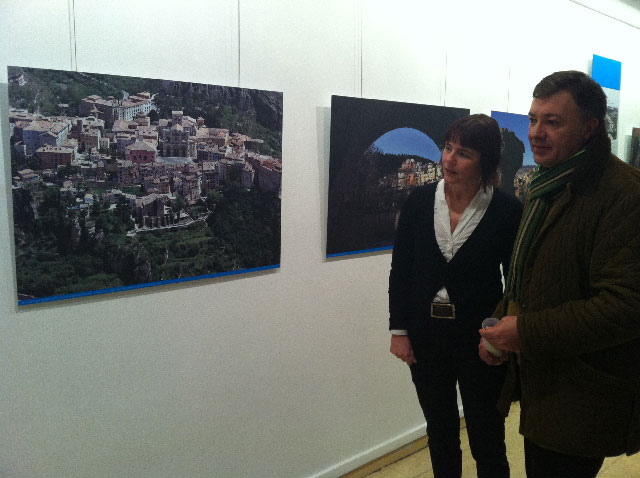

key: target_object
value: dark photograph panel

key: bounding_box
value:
[8,66,283,305]
[326,95,468,256]
[631,127,640,169]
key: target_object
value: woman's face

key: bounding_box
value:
[441,141,482,189]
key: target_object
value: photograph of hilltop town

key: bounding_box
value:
[8,66,283,305]
[326,96,468,256]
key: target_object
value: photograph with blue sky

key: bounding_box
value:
[491,110,537,201]
[592,54,621,155]
[491,110,534,166]
[327,95,468,256]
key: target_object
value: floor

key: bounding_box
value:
[363,402,640,478]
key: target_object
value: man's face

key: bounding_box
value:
[528,90,598,168]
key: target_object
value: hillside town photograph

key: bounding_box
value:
[8,66,283,304]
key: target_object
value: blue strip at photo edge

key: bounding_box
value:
[17,264,281,306]
[327,245,393,258]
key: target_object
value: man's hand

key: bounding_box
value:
[479,315,520,353]
[390,334,417,365]
[478,338,508,365]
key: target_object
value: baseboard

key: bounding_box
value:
[305,424,427,478]
[338,435,429,478]
[307,410,467,478]
[338,417,467,478]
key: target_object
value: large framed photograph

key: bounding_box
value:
[326,95,468,257]
[8,66,283,305]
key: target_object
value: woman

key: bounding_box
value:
[388,114,522,478]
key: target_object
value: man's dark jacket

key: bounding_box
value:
[497,133,640,457]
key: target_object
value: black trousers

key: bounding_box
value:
[410,320,509,478]
[524,438,604,478]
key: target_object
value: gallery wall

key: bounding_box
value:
[1,1,640,477]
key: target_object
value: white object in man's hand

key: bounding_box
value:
[479,315,520,353]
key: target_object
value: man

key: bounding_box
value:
[479,70,640,478]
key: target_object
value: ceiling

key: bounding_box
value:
[570,0,640,28]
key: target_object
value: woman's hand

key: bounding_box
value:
[390,334,417,365]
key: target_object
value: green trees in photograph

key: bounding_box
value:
[14,181,280,299]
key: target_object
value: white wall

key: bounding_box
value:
[1,1,639,477]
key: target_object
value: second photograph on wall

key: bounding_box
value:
[326,95,469,257]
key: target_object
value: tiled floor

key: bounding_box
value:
[363,402,640,478]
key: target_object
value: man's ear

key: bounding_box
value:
[583,117,600,140]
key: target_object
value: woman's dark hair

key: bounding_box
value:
[533,70,607,132]
[444,114,501,188]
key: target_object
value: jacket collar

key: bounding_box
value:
[571,132,612,191]
[533,133,611,246]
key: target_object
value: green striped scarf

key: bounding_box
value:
[505,149,585,302]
